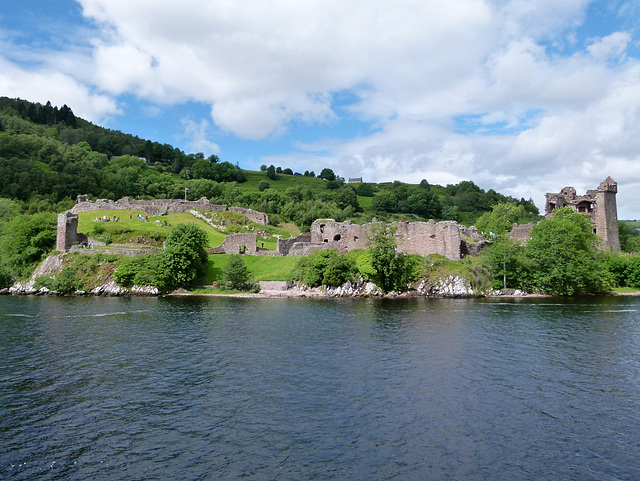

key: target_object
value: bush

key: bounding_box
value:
[293,249,338,287]
[36,267,85,294]
[322,255,357,286]
[258,181,270,191]
[221,255,252,290]
[0,265,14,289]
[366,224,417,293]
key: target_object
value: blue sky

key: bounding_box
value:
[2,0,640,218]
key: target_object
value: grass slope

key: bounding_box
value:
[205,254,298,284]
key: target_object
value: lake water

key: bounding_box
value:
[1,295,640,480]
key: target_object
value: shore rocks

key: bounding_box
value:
[432,276,475,297]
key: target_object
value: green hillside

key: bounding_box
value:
[0,96,540,232]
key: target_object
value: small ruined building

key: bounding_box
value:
[348,177,363,183]
[545,176,620,251]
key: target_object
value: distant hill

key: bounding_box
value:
[0,97,539,229]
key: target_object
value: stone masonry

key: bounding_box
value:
[545,177,620,251]
[279,219,468,260]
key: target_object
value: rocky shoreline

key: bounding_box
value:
[1,276,536,299]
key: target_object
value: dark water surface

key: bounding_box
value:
[2,296,640,480]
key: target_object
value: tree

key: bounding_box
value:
[484,236,525,289]
[366,224,416,293]
[0,212,56,279]
[260,164,267,172]
[524,207,613,295]
[319,168,336,181]
[221,255,252,290]
[282,168,293,175]
[266,164,277,180]
[160,223,209,290]
[258,181,270,191]
[475,203,530,237]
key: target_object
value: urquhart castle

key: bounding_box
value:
[56,177,621,259]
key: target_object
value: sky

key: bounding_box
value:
[2,0,640,218]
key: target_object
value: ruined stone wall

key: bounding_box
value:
[56,212,79,251]
[209,233,257,255]
[287,241,339,257]
[507,223,534,245]
[310,221,369,253]
[277,233,312,256]
[229,206,269,225]
[70,196,269,225]
[307,219,463,260]
[394,220,462,260]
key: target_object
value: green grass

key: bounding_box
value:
[612,286,640,294]
[357,195,373,211]
[205,254,299,284]
[78,210,229,248]
[240,170,329,194]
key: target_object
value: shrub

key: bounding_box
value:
[221,255,252,290]
[258,181,270,191]
[323,255,357,286]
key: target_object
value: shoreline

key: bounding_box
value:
[3,285,640,299]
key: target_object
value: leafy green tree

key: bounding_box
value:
[282,168,293,175]
[159,223,209,290]
[323,255,357,286]
[221,255,252,290]
[367,224,416,293]
[0,265,13,288]
[483,236,525,289]
[0,212,56,278]
[355,183,375,197]
[266,164,277,180]
[293,249,338,287]
[0,198,23,222]
[319,168,336,181]
[524,208,613,295]
[258,181,270,191]
[475,203,531,237]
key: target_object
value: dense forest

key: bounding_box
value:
[0,97,539,229]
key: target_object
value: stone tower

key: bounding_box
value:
[56,212,79,251]
[545,176,620,251]
[593,177,620,251]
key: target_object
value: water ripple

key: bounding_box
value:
[2,296,640,480]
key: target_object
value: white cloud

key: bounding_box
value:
[180,118,220,156]
[3,0,640,217]
[0,56,118,122]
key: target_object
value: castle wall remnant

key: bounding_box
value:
[507,223,535,245]
[210,233,257,255]
[281,219,466,260]
[545,176,620,251]
[70,196,269,225]
[57,212,79,251]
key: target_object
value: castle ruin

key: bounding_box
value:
[276,219,478,260]
[56,196,269,252]
[55,196,480,260]
[545,176,620,251]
